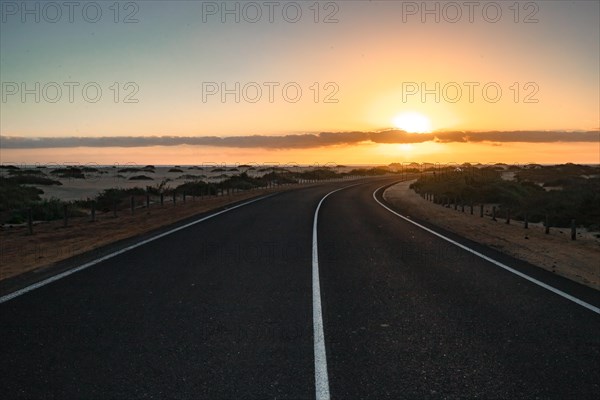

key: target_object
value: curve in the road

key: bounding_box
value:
[373,183,600,315]
[312,183,364,400]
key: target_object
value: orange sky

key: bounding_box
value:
[1,1,598,165]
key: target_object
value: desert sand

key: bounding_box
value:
[2,165,315,201]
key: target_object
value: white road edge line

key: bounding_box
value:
[373,184,600,315]
[312,183,363,400]
[0,194,275,304]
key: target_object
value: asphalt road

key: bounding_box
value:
[1,178,598,399]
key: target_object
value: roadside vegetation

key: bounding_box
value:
[4,163,597,231]
[0,166,394,224]
[410,164,600,230]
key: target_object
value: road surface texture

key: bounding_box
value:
[1,178,598,399]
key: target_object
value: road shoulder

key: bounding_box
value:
[383,180,600,291]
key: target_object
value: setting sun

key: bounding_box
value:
[393,112,433,133]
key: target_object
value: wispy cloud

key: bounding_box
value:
[1,130,597,149]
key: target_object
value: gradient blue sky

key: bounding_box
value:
[1,0,598,164]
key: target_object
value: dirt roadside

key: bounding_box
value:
[384,180,600,291]
[0,187,288,282]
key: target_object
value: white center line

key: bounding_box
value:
[312,189,342,400]
[373,184,600,315]
[0,194,275,304]
[311,180,397,400]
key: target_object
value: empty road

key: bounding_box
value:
[1,178,599,399]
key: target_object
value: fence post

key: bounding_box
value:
[160,193,164,207]
[183,192,186,204]
[524,212,528,229]
[173,192,177,206]
[461,203,465,213]
[480,204,484,218]
[470,203,474,215]
[506,209,510,225]
[146,194,150,209]
[63,204,68,227]
[492,206,497,221]
[27,207,33,235]
[545,215,550,234]
[571,219,576,241]
[91,202,96,222]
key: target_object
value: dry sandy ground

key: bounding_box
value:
[384,180,600,291]
[2,165,358,201]
[24,166,299,201]
[0,187,287,282]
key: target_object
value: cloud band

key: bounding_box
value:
[1,130,598,149]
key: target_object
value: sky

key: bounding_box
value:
[1,0,599,165]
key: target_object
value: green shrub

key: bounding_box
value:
[50,168,85,179]
[129,175,154,181]
[175,181,217,196]
[411,164,600,230]
[5,175,62,186]
[95,187,146,211]
[0,177,43,212]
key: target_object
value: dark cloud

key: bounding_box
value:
[1,130,597,149]
[434,130,600,143]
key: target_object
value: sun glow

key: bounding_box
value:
[393,112,432,133]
